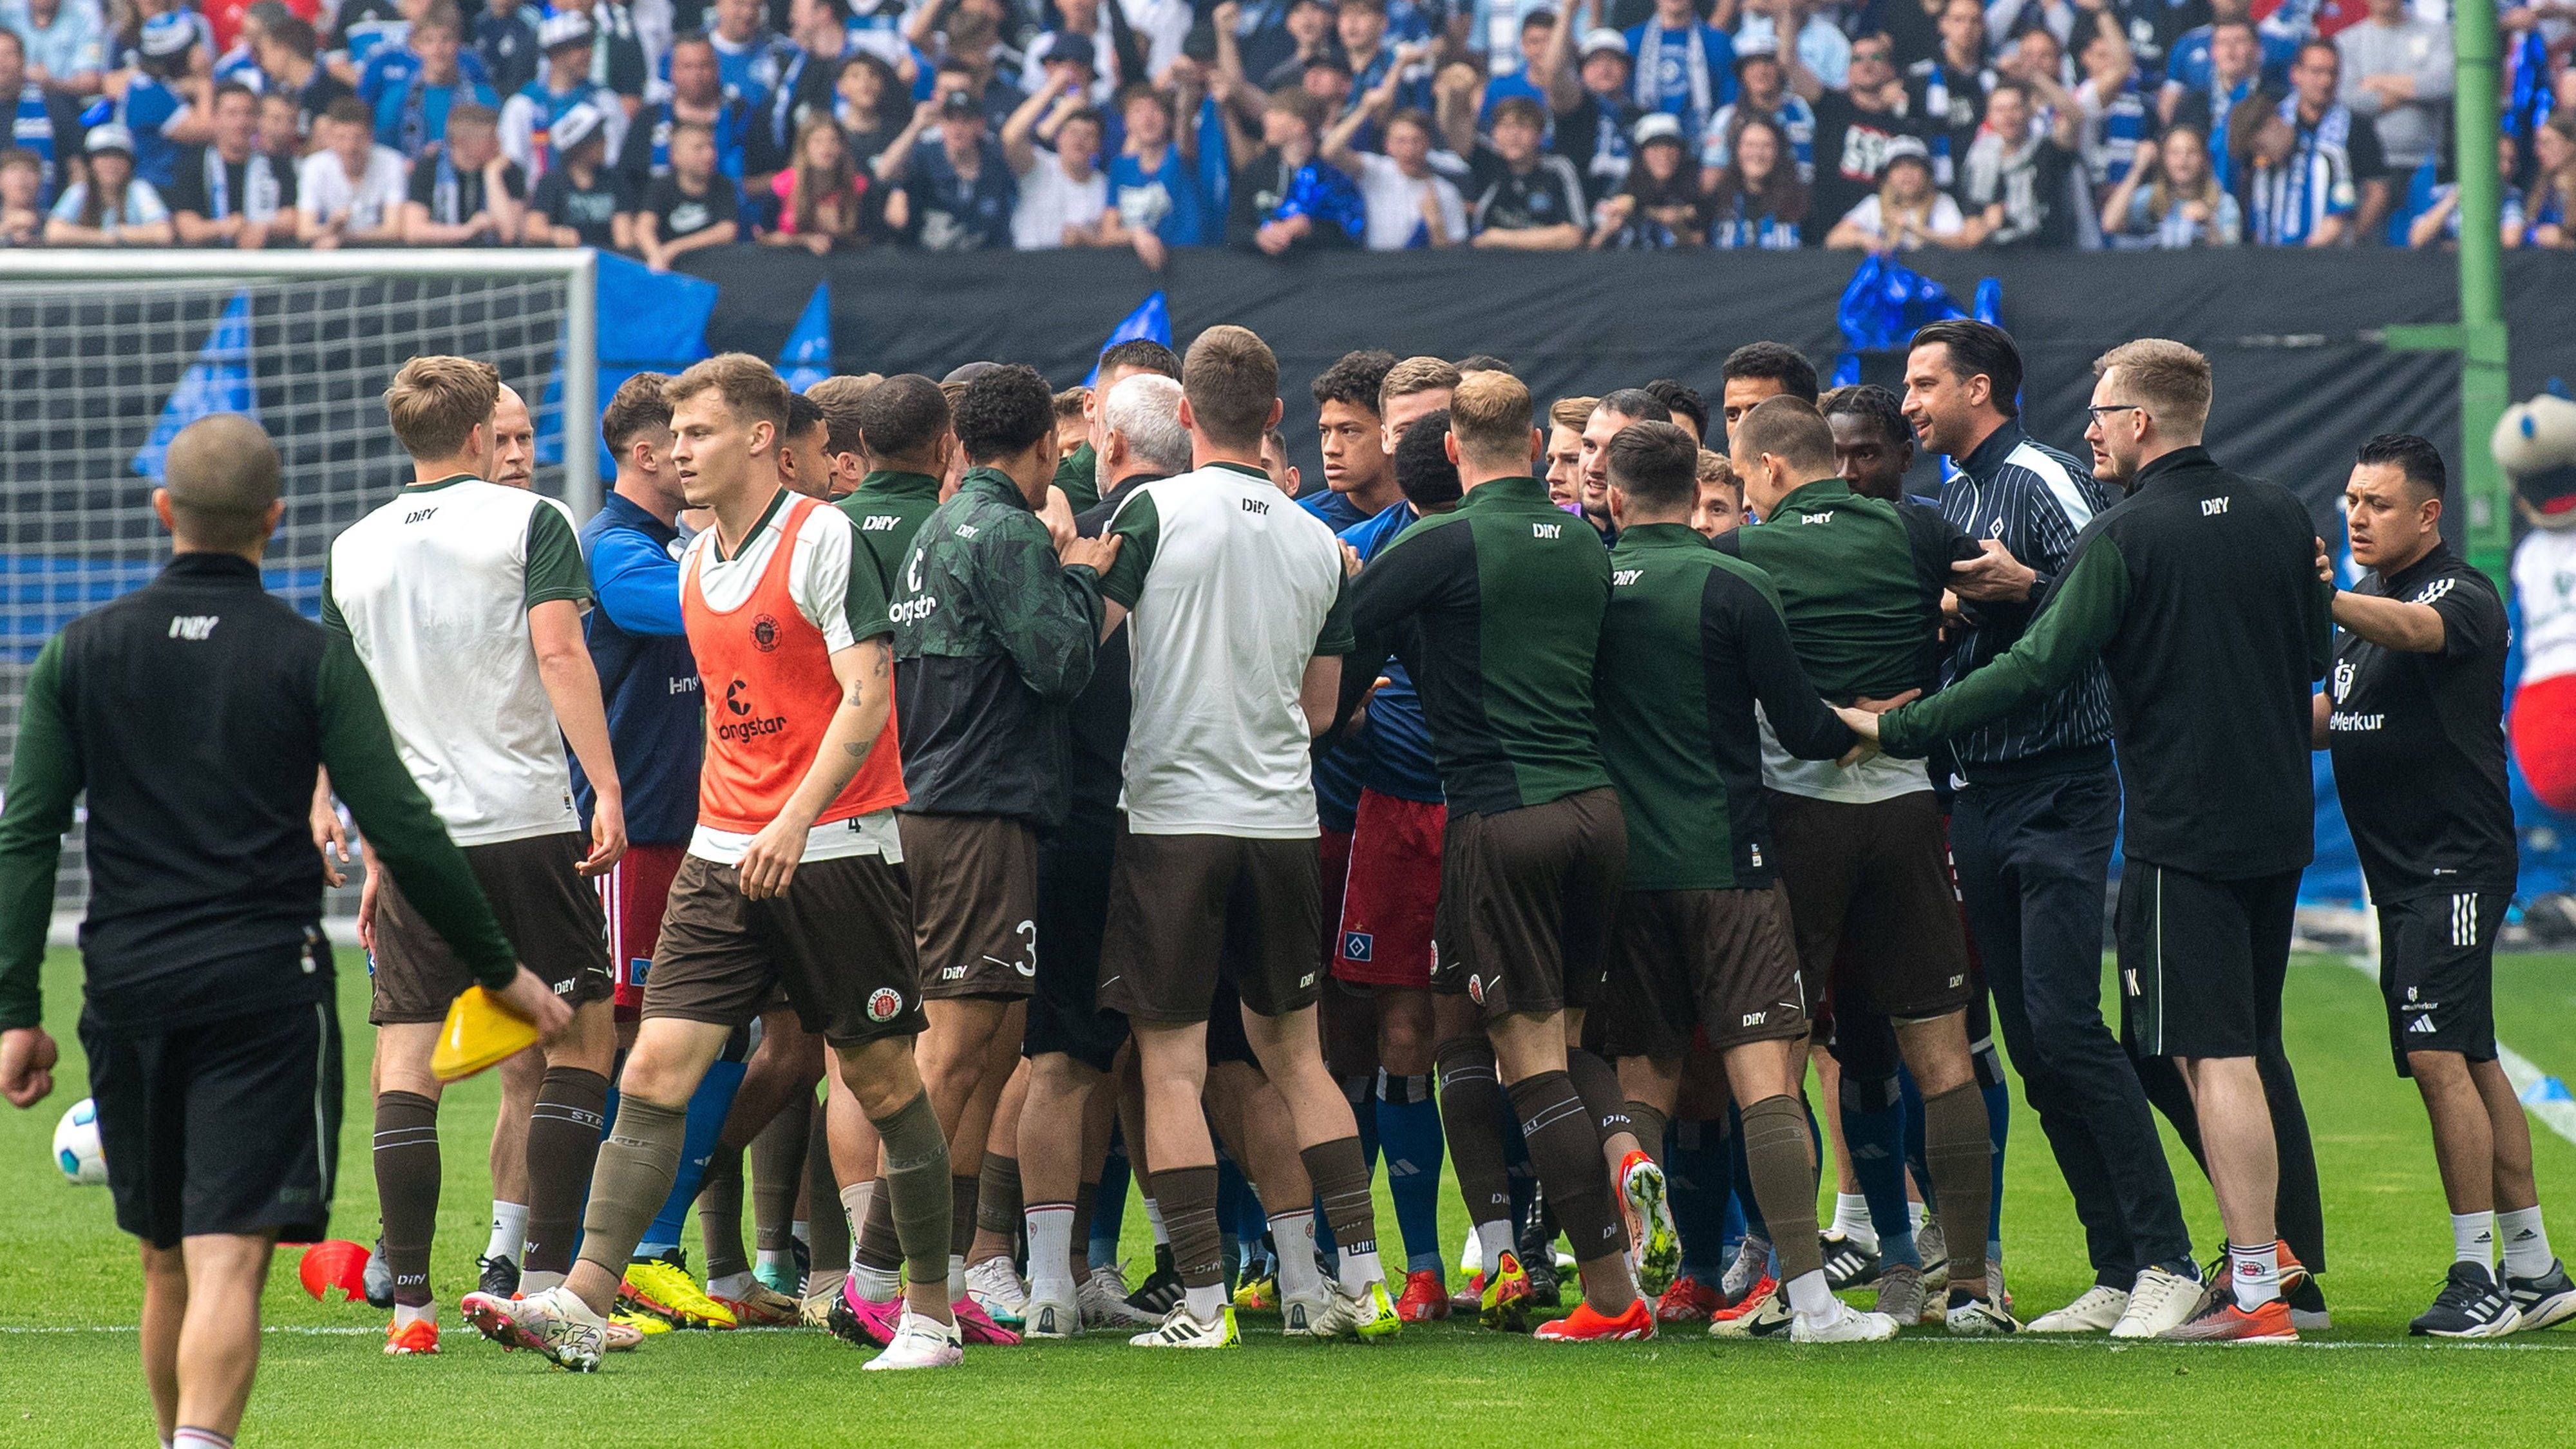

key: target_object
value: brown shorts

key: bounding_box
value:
[642,851,925,1046]
[899,812,1040,1000]
[1765,789,1973,1019]
[1432,788,1626,1020]
[1099,826,1321,1025]
[369,831,612,1026]
[1599,886,1810,1061]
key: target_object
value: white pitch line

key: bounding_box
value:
[2334,954,2576,1150]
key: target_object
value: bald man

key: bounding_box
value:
[490,384,537,491]
[0,414,563,1449]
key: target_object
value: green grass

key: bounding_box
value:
[6,949,2576,1447]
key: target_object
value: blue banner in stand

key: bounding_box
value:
[1084,292,1171,386]
[131,290,256,482]
[779,282,833,393]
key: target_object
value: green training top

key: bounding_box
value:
[837,469,944,600]
[1719,477,1978,703]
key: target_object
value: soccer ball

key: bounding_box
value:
[53,1098,106,1185]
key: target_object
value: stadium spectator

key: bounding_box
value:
[472,0,542,97]
[702,0,782,106]
[498,10,627,176]
[2067,15,2148,214]
[354,0,494,108]
[762,111,874,252]
[1539,21,1642,208]
[296,95,406,245]
[1331,0,1430,146]
[1590,111,1700,246]
[2336,0,2453,180]
[2236,89,2356,247]
[1698,39,1815,187]
[2162,0,2296,112]
[1826,133,1973,248]
[1321,77,1464,250]
[1004,69,1111,249]
[2531,113,2575,249]
[374,6,498,157]
[829,53,906,173]
[1023,0,1119,105]
[1227,84,1362,252]
[1704,110,1808,247]
[586,0,652,113]
[253,15,355,137]
[1,0,107,102]
[1097,77,1207,266]
[328,0,408,83]
[1732,0,1849,97]
[635,117,742,267]
[883,79,1015,250]
[1810,30,1925,227]
[615,35,748,193]
[0,144,39,243]
[2288,41,2391,245]
[0,30,60,203]
[44,123,173,244]
[400,102,524,243]
[1249,0,1336,91]
[1463,93,1584,247]
[1624,0,1735,140]
[2164,17,2264,189]
[524,99,625,245]
[254,89,302,166]
[1904,0,1997,189]
[169,80,298,247]
[1475,5,1557,125]
[744,0,853,191]
[1960,78,2079,247]
[2410,134,2526,251]
[115,12,200,191]
[2099,122,2242,248]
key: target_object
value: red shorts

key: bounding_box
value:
[1332,790,1446,989]
[1320,827,1353,967]
[600,843,685,1018]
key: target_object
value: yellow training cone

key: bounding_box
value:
[431,986,539,1083]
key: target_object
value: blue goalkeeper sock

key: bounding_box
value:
[1216,1154,1249,1287]
[1982,1074,2011,1265]
[627,1056,747,1260]
[1665,1117,1730,1281]
[1091,1132,1130,1273]
[1842,1071,1916,1269]
[1376,1071,1446,1275]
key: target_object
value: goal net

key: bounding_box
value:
[0,250,599,921]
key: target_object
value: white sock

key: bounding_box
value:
[393,1301,435,1329]
[1783,1268,1837,1318]
[1474,1220,1514,1276]
[850,1264,900,1303]
[1184,1282,1225,1323]
[1908,1200,1928,1233]
[173,1432,233,1449]
[519,1269,565,1295]
[2228,1241,2280,1308]
[1143,1197,1170,1248]
[947,1253,968,1302]
[838,1180,874,1239]
[2453,1211,2497,1268]
[707,1270,754,1301]
[1338,1246,1385,1296]
[485,1202,529,1262]
[1832,1193,1877,1250]
[1271,1211,1324,1301]
[1026,1204,1077,1305]
[2500,1205,2555,1277]
[790,1218,810,1248]
[757,1247,795,1279]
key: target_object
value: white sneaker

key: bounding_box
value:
[1021,1294,1080,1340]
[460,1285,605,1372]
[1790,1300,1901,1344]
[1722,1234,1771,1301]
[1128,1303,1240,1348]
[2112,1266,2206,1340]
[1282,1292,1341,1339]
[1943,1292,2019,1336]
[1080,1264,1158,1328]
[863,1310,964,1370]
[965,1256,1030,1321]
[2027,1283,2130,1334]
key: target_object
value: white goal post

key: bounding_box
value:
[1,247,600,923]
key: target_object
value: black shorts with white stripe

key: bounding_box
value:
[2114,862,2298,1059]
[2376,887,2509,1077]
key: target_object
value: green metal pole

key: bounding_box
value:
[2454,0,2510,581]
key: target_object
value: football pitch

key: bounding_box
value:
[5,948,2576,1448]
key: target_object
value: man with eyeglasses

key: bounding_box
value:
[1846,338,2336,1343]
[1809,32,1928,230]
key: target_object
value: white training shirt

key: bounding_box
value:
[1010,149,1109,251]
[324,476,589,846]
[1355,151,1468,251]
[677,492,902,867]
[1099,462,1354,838]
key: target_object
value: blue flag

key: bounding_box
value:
[132,290,256,481]
[779,282,833,393]
[546,252,719,474]
[1084,292,1171,386]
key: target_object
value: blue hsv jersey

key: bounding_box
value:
[574,494,702,844]
[1340,503,1443,805]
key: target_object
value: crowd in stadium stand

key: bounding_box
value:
[3,0,2571,255]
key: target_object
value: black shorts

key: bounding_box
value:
[901,813,1041,999]
[644,851,925,1047]
[1600,886,1810,1061]
[1099,826,1323,1025]
[2377,887,2507,1076]
[1766,790,1974,1020]
[369,831,614,1026]
[2116,862,2298,1059]
[81,957,345,1249]
[1435,789,1626,1019]
[1025,825,1130,1074]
